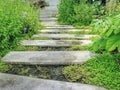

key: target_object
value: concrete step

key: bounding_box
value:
[2,51,95,65]
[41,21,59,26]
[40,29,89,33]
[0,73,106,90]
[20,40,92,47]
[45,0,59,6]
[46,26,76,29]
[40,18,58,21]
[32,34,96,39]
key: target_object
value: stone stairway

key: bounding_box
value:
[0,0,106,90]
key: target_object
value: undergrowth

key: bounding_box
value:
[63,53,120,90]
[0,0,41,56]
[0,0,41,72]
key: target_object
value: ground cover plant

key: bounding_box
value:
[62,53,120,90]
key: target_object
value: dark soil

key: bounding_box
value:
[6,64,68,81]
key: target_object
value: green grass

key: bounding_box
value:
[62,53,120,90]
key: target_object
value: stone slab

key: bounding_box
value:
[3,51,95,65]
[40,18,58,21]
[41,21,59,26]
[45,0,60,6]
[20,40,92,47]
[46,26,76,29]
[32,34,96,39]
[40,29,89,33]
[0,73,106,90]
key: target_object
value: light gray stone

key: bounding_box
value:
[0,73,106,90]
[2,51,95,65]
[40,18,58,21]
[20,40,92,47]
[32,34,96,39]
[41,21,59,25]
[45,0,60,6]
[46,26,76,29]
[40,29,89,33]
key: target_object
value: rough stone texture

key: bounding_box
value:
[45,0,59,6]
[40,18,58,21]
[32,34,96,39]
[20,40,92,47]
[2,51,95,65]
[0,73,106,90]
[46,26,76,29]
[40,29,89,33]
[41,21,59,25]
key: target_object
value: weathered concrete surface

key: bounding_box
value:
[46,26,76,29]
[41,21,59,25]
[40,29,89,33]
[20,40,92,47]
[45,0,59,6]
[32,34,96,39]
[0,73,106,90]
[40,18,58,21]
[2,51,95,65]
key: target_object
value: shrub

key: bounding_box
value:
[73,3,94,26]
[62,54,120,90]
[91,11,120,53]
[0,0,40,56]
[58,0,76,24]
[58,0,101,26]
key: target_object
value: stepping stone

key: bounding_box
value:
[0,73,106,90]
[2,51,95,65]
[46,26,76,29]
[32,34,96,39]
[21,40,92,47]
[41,21,59,26]
[40,18,58,21]
[40,29,89,33]
[45,0,60,6]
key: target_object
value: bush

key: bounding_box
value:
[62,54,120,90]
[91,11,120,53]
[58,0,100,26]
[73,3,94,26]
[58,0,76,24]
[0,0,40,56]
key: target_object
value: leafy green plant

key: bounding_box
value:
[62,53,120,90]
[91,12,120,52]
[0,0,41,56]
[58,0,76,24]
[73,3,94,26]
[58,0,104,26]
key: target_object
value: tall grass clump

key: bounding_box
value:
[0,0,40,56]
[58,0,94,26]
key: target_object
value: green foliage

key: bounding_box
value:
[91,12,120,52]
[0,0,40,56]
[0,56,9,72]
[73,3,94,26]
[58,0,104,26]
[58,0,76,24]
[62,54,120,90]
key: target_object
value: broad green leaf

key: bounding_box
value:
[106,35,120,51]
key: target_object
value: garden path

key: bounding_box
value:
[0,0,106,90]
